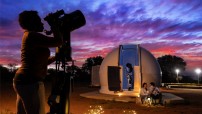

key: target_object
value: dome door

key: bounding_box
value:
[108,66,121,91]
[119,45,139,91]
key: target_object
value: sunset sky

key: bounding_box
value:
[0,0,202,74]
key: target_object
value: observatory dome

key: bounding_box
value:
[99,45,161,96]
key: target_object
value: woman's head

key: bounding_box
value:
[142,82,147,88]
[126,63,132,68]
[18,10,44,32]
[126,63,133,72]
[150,82,155,86]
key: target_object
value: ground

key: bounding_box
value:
[1,81,202,114]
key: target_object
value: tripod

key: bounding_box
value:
[45,9,86,114]
[48,32,74,114]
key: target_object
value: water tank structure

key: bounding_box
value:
[99,44,161,97]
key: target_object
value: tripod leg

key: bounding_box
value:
[48,62,61,114]
[60,73,71,114]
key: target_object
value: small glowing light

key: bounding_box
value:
[84,105,104,114]
[195,68,201,74]
[195,68,201,85]
[123,110,137,114]
[118,93,122,97]
[147,98,151,101]
[175,69,180,73]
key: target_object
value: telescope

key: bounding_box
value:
[44,9,86,114]
[44,9,86,36]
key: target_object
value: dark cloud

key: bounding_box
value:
[171,0,202,6]
[0,0,201,70]
[0,17,14,27]
[157,21,202,33]
[181,22,202,32]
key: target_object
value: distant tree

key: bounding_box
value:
[47,68,57,74]
[7,63,17,73]
[181,75,195,83]
[0,64,9,75]
[157,55,186,83]
[46,65,83,83]
[45,68,57,81]
[81,56,104,74]
[65,65,82,77]
[0,64,11,82]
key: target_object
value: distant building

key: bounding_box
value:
[98,44,161,97]
[91,65,100,86]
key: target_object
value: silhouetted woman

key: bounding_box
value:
[126,63,133,91]
[13,10,62,114]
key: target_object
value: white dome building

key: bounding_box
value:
[98,44,161,97]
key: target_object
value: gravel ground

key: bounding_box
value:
[1,81,202,114]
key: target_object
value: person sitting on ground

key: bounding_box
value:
[148,82,162,104]
[140,82,149,104]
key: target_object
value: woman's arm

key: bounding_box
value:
[28,32,62,47]
[140,88,148,95]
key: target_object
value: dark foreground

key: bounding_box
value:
[1,81,202,114]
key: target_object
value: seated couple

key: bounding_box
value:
[140,82,162,105]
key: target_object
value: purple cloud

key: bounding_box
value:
[0,0,201,71]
